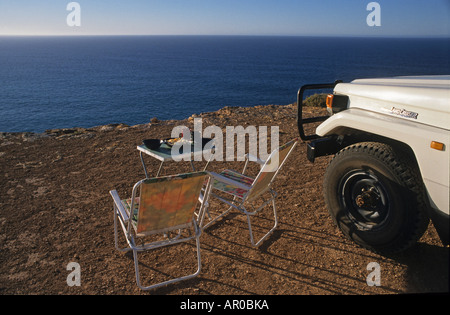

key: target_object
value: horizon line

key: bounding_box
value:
[1,34,449,39]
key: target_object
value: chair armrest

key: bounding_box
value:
[109,190,130,223]
[209,172,252,190]
[245,153,266,165]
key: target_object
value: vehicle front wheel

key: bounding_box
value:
[323,142,429,254]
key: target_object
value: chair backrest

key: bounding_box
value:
[134,171,208,236]
[244,139,297,202]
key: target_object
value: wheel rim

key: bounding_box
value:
[339,170,390,229]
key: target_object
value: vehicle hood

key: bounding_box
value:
[334,75,450,130]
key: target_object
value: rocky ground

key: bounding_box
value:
[0,104,448,297]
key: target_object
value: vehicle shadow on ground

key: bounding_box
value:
[388,242,449,294]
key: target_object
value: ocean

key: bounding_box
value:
[0,36,448,133]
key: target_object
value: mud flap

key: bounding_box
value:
[307,136,343,163]
[429,208,450,245]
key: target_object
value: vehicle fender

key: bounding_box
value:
[316,108,450,216]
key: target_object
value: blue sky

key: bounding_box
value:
[0,0,449,37]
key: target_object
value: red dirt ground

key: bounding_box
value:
[0,104,448,297]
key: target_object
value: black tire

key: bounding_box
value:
[323,142,429,254]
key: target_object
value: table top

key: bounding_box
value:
[137,142,211,162]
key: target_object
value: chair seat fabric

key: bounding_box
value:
[212,169,254,198]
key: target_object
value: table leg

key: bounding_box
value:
[156,161,164,177]
[139,151,149,178]
[202,147,215,171]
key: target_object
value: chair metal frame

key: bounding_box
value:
[202,139,298,246]
[110,171,212,291]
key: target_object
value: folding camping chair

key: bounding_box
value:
[110,171,212,291]
[202,139,298,247]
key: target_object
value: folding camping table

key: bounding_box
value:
[137,141,214,178]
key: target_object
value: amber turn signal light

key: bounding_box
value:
[326,94,348,114]
[326,94,334,108]
[430,141,445,151]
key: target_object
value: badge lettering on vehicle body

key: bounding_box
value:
[390,107,419,119]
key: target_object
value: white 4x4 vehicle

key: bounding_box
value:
[297,76,449,254]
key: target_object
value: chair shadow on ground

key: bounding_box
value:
[198,213,374,294]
